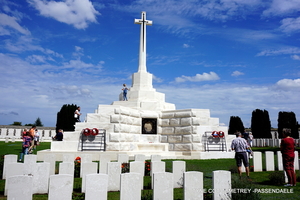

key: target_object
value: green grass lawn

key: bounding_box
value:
[0,141,299,199]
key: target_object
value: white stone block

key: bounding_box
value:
[191,117,200,125]
[175,111,193,118]
[192,135,201,143]
[161,119,170,126]
[81,162,98,193]
[120,173,142,200]
[213,170,231,200]
[3,154,17,179]
[170,118,180,126]
[161,112,174,118]
[7,175,33,200]
[265,151,275,171]
[33,162,50,194]
[86,174,108,200]
[253,152,262,172]
[107,162,121,191]
[181,118,192,126]
[59,162,75,175]
[173,161,186,188]
[174,144,192,151]
[110,115,120,123]
[99,154,111,174]
[277,151,283,171]
[0,128,7,138]
[48,174,73,200]
[182,135,192,143]
[161,127,174,134]
[168,135,182,143]
[160,135,168,143]
[109,133,120,142]
[62,154,75,163]
[184,171,203,200]
[175,126,192,135]
[153,172,173,200]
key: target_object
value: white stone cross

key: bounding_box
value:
[135,11,152,72]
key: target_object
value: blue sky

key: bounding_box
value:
[0,0,299,128]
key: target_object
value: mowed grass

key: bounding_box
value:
[0,141,299,199]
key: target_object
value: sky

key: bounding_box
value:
[0,0,300,128]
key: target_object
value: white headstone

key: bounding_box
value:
[48,174,73,200]
[0,128,7,138]
[63,154,75,163]
[184,171,203,200]
[80,154,93,177]
[33,162,50,194]
[120,173,142,200]
[265,151,275,171]
[118,154,129,164]
[130,161,144,189]
[151,155,161,162]
[7,175,33,200]
[151,161,165,189]
[134,154,146,162]
[85,173,108,200]
[213,170,231,200]
[253,152,262,172]
[294,151,299,170]
[3,154,17,179]
[153,172,173,200]
[172,161,186,188]
[59,162,75,176]
[24,155,37,176]
[107,162,121,191]
[5,163,24,196]
[99,154,111,174]
[277,151,283,171]
[43,153,56,176]
[81,162,98,193]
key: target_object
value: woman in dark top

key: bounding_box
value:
[280,128,296,186]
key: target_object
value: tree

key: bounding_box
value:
[228,116,245,134]
[251,109,271,138]
[34,117,44,127]
[11,122,22,126]
[56,104,78,132]
[278,111,298,138]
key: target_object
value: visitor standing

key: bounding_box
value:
[19,132,32,162]
[122,84,128,101]
[28,126,36,153]
[33,129,40,150]
[74,106,81,122]
[231,131,250,178]
[249,132,254,147]
[280,128,296,186]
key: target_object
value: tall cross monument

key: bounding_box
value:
[113,11,175,111]
[134,11,152,72]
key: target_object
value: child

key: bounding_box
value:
[19,132,32,162]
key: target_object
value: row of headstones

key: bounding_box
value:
[252,151,299,172]
[252,139,300,147]
[0,128,55,140]
[3,154,232,200]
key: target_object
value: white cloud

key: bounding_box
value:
[175,72,220,83]
[28,0,100,29]
[275,79,300,90]
[0,13,30,35]
[291,55,300,60]
[183,44,190,48]
[263,0,300,16]
[257,47,300,56]
[279,17,300,33]
[231,71,244,77]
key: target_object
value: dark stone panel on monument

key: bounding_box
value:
[142,118,157,134]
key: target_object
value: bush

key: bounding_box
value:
[231,175,262,200]
[268,171,285,185]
